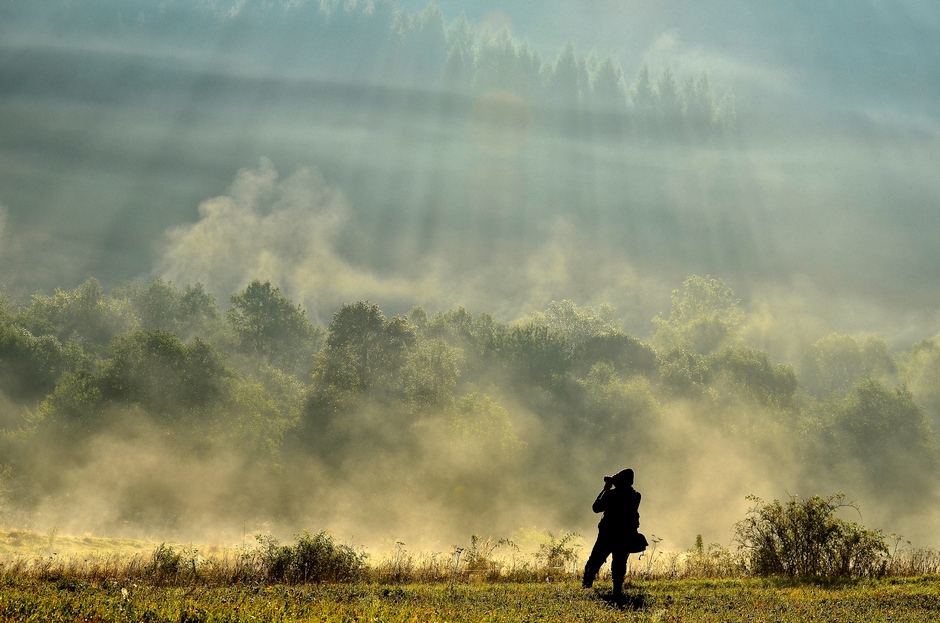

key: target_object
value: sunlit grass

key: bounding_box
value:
[2,528,940,621]
[3,577,940,622]
[0,527,158,559]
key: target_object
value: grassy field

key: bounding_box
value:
[3,576,940,622]
[2,529,939,622]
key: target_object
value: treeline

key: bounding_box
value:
[9,0,734,141]
[1,275,938,532]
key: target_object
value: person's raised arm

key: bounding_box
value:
[591,477,613,513]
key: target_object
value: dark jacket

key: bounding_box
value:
[592,485,641,533]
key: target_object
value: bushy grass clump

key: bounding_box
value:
[255,530,365,584]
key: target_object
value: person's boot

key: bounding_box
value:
[581,568,595,589]
[612,575,625,598]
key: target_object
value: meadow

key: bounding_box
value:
[4,569,940,622]
[2,528,939,622]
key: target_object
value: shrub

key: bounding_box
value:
[256,531,365,583]
[149,543,198,585]
[682,535,742,578]
[463,535,502,577]
[734,493,888,578]
[535,531,581,575]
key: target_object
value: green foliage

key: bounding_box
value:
[228,280,323,376]
[835,381,932,452]
[315,301,416,397]
[578,363,661,434]
[800,334,898,398]
[734,493,888,578]
[709,346,797,409]
[652,275,743,355]
[425,307,505,355]
[256,531,365,584]
[502,323,571,386]
[573,331,656,377]
[399,337,462,411]
[523,300,620,352]
[97,331,227,421]
[535,532,581,573]
[225,365,304,459]
[5,271,940,552]
[149,543,198,585]
[37,370,104,432]
[424,308,507,382]
[21,279,132,355]
[828,380,937,500]
[463,535,504,577]
[0,317,89,402]
[115,278,222,340]
[899,339,940,427]
[683,537,741,578]
[656,347,711,396]
[450,392,523,453]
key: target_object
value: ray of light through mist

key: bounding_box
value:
[1,1,940,555]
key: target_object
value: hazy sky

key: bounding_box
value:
[3,0,940,552]
[1,0,939,345]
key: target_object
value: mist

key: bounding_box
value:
[1,1,939,554]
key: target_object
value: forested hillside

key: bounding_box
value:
[2,275,937,548]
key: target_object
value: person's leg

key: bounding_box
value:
[610,544,628,595]
[582,533,612,588]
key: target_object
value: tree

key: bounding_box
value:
[228,280,323,376]
[36,330,229,435]
[714,88,737,135]
[709,346,797,409]
[833,379,937,493]
[548,41,581,99]
[502,323,570,387]
[800,334,896,398]
[589,56,627,115]
[443,12,475,91]
[652,275,743,355]
[545,40,586,133]
[900,339,940,429]
[225,365,304,460]
[450,392,522,454]
[97,331,227,421]
[684,72,716,140]
[578,362,661,436]
[630,63,656,135]
[314,301,416,397]
[399,337,462,410]
[115,278,222,340]
[474,28,517,93]
[524,300,620,352]
[657,66,683,137]
[391,0,447,84]
[21,278,131,355]
[0,317,87,402]
[656,347,711,397]
[574,331,657,377]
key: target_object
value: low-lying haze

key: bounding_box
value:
[1,1,939,554]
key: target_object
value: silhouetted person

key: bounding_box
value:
[582,468,644,596]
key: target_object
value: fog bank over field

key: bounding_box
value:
[1,1,939,552]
